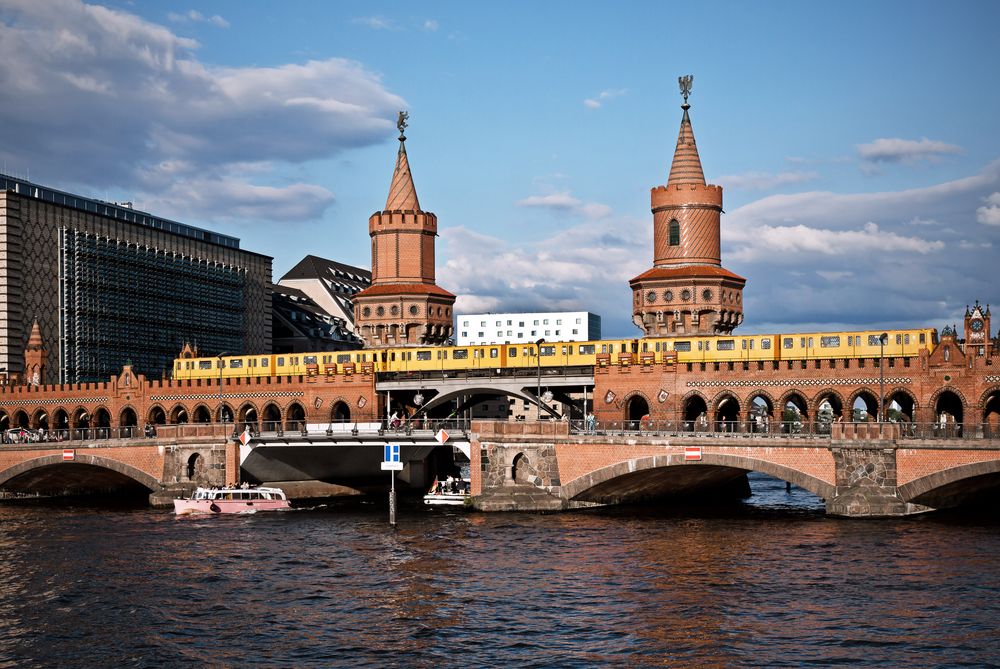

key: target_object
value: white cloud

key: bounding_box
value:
[717,171,819,190]
[167,9,230,28]
[727,221,943,263]
[353,16,397,30]
[0,0,404,222]
[906,216,938,226]
[857,137,961,164]
[976,192,1000,225]
[516,191,612,220]
[583,88,627,109]
[423,19,439,31]
[816,270,854,281]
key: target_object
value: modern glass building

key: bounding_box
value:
[0,174,272,383]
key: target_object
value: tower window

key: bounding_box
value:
[669,219,680,246]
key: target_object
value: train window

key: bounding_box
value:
[674,341,691,352]
[705,340,711,351]
[717,340,734,351]
[490,348,499,359]
[509,348,517,358]
[304,356,317,365]
[200,361,212,370]
[896,334,902,345]
[291,357,299,365]
[579,345,595,354]
[473,350,479,359]
[761,339,771,350]
[697,341,703,351]
[230,360,243,369]
[868,335,881,346]
[175,362,181,370]
[540,346,555,356]
[800,337,806,348]
[820,336,840,347]
[277,357,285,366]
[337,354,351,364]
[919,333,926,344]
[905,334,910,344]
[417,351,432,361]
[262,358,269,366]
[783,338,793,349]
[453,350,468,360]
[750,340,754,350]
[741,340,747,350]
[642,342,649,352]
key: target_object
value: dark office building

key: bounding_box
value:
[0,175,272,383]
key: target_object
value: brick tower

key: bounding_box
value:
[24,319,47,385]
[353,112,455,347]
[630,76,746,336]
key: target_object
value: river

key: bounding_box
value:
[1,475,998,668]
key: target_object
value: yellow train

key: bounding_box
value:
[171,328,937,381]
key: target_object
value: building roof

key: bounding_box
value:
[667,104,706,187]
[271,285,361,349]
[629,265,746,284]
[384,139,421,211]
[280,255,371,286]
[354,283,456,299]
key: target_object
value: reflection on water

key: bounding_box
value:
[1,474,999,668]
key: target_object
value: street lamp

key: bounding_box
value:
[878,333,888,422]
[217,351,230,428]
[535,338,545,421]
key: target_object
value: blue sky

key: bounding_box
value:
[1,0,998,337]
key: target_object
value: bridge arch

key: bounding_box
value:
[622,391,651,423]
[847,388,879,421]
[11,410,28,429]
[711,391,741,430]
[191,404,211,423]
[415,385,560,418]
[931,387,967,427]
[979,386,1000,428]
[237,402,258,426]
[0,454,160,494]
[147,405,166,425]
[561,453,835,503]
[812,389,845,419]
[261,403,281,425]
[330,399,351,422]
[31,408,49,430]
[0,410,8,431]
[169,404,190,424]
[72,406,91,429]
[119,406,138,427]
[284,402,306,429]
[898,459,1000,509]
[52,408,69,430]
[682,391,709,428]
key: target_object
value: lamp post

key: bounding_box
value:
[535,338,545,421]
[217,351,230,432]
[878,333,888,422]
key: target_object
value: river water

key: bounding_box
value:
[1,475,998,668]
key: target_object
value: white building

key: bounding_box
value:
[455,311,601,346]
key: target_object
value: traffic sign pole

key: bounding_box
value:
[389,469,396,528]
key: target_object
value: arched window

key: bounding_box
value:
[669,219,680,246]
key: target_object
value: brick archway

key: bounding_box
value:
[560,452,835,502]
[898,459,1000,507]
[0,454,161,492]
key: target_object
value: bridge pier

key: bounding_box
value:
[826,444,912,517]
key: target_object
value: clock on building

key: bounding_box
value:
[971,318,984,332]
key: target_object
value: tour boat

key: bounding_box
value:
[423,478,471,506]
[173,486,290,515]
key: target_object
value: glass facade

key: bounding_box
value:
[59,230,247,383]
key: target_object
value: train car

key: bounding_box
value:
[774,328,934,361]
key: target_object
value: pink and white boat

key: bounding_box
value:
[173,486,290,515]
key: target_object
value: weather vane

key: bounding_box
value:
[678,75,694,104]
[397,110,409,140]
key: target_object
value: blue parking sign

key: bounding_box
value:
[384,444,400,462]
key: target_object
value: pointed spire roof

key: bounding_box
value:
[667,103,706,187]
[27,319,44,350]
[384,137,421,211]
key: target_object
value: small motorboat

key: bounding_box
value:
[173,486,290,515]
[423,477,470,506]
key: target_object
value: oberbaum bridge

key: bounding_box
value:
[2,81,1000,517]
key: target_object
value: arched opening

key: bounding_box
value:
[238,403,257,424]
[217,403,233,423]
[262,403,281,431]
[331,401,350,423]
[119,407,138,427]
[935,390,965,436]
[12,410,29,429]
[684,395,708,431]
[886,390,915,424]
[0,411,8,431]
[170,405,189,424]
[781,394,808,434]
[192,406,211,423]
[186,453,206,482]
[31,409,49,431]
[984,390,1000,438]
[94,407,111,428]
[748,395,773,433]
[714,394,740,432]
[851,391,879,422]
[53,409,69,431]
[285,402,306,431]
[814,392,843,434]
[74,408,91,430]
[626,395,650,426]
[512,453,526,482]
[148,406,166,425]
[668,219,680,246]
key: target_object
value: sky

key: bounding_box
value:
[1,0,998,338]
